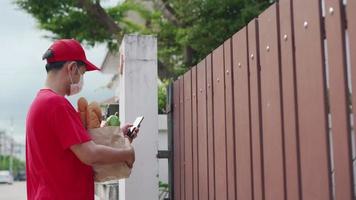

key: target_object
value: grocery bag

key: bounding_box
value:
[88,126,132,182]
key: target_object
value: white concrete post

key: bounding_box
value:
[118,35,159,200]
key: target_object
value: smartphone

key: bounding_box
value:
[127,116,144,138]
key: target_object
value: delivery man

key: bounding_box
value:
[26,39,138,199]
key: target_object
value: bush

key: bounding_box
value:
[158,82,169,114]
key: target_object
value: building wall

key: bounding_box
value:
[0,130,25,161]
[158,115,168,184]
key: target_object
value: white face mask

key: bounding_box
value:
[69,68,84,96]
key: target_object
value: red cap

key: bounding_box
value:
[43,39,100,71]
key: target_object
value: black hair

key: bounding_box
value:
[45,61,66,73]
[45,61,86,73]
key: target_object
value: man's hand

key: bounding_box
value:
[121,123,140,143]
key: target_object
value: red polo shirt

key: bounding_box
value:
[26,89,94,200]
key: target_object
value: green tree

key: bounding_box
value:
[158,80,169,114]
[0,155,25,177]
[15,0,272,80]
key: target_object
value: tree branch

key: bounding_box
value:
[75,0,175,80]
[153,0,180,26]
[184,46,197,67]
[76,0,122,36]
[158,60,177,80]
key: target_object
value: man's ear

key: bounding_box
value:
[66,61,77,74]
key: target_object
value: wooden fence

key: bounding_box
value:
[170,0,356,200]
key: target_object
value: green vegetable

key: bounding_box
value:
[107,112,120,126]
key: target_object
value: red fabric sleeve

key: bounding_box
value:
[52,104,91,150]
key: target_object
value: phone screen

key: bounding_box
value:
[129,116,144,133]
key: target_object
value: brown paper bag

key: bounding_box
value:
[88,126,132,182]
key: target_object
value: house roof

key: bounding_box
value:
[100,50,120,74]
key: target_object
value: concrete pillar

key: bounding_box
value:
[118,34,159,200]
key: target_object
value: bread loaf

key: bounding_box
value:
[78,97,88,112]
[77,97,88,128]
[87,102,102,129]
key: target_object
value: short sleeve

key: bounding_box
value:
[52,104,91,150]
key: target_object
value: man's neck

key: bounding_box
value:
[45,73,67,96]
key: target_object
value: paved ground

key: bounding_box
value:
[0,181,102,200]
[0,181,103,199]
[0,181,27,200]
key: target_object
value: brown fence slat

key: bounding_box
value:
[206,54,215,200]
[173,81,181,200]
[212,44,228,200]
[347,0,356,159]
[293,0,332,199]
[224,38,236,200]
[278,0,301,199]
[184,71,193,200]
[197,59,208,200]
[258,4,285,200]
[325,1,354,199]
[171,1,356,199]
[179,77,185,200]
[248,19,264,200]
[191,66,199,200]
[232,27,253,200]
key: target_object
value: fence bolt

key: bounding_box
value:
[266,46,270,52]
[329,7,334,15]
[238,62,242,68]
[251,54,254,60]
[208,84,211,88]
[200,89,203,93]
[283,34,288,41]
[217,78,220,82]
[226,70,229,75]
[304,21,308,28]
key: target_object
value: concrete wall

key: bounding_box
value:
[98,34,169,200]
[118,35,159,200]
[158,115,168,184]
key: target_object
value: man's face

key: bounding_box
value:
[67,61,86,83]
[65,61,86,96]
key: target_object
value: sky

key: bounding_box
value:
[0,0,121,144]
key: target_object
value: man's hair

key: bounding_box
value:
[45,61,86,73]
[45,61,66,73]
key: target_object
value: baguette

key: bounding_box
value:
[87,102,102,129]
[77,97,88,128]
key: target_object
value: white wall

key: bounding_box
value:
[158,115,168,184]
[98,34,169,200]
[118,35,159,200]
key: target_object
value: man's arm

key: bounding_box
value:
[70,140,135,167]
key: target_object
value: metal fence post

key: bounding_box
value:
[166,83,174,200]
